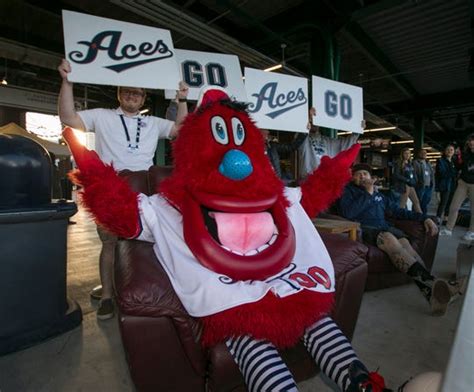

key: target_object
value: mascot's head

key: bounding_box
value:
[160,88,296,281]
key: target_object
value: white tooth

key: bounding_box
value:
[268,234,277,245]
[257,244,269,252]
[273,226,279,234]
[245,250,258,256]
[232,250,244,256]
[221,245,231,251]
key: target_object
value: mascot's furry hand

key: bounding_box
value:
[62,127,140,238]
[300,143,361,219]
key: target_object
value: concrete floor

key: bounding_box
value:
[0,206,469,392]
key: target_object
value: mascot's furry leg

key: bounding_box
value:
[226,316,390,392]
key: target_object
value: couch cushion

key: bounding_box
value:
[148,165,173,194]
[320,232,367,276]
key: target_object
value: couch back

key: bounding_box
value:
[119,166,173,196]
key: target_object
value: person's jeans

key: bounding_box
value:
[416,186,433,215]
[436,190,454,220]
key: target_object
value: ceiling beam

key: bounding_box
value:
[342,22,418,99]
[0,37,61,71]
[350,0,410,21]
[379,87,474,116]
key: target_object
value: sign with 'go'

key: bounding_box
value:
[165,49,246,101]
[62,10,180,90]
[244,67,309,133]
[311,76,364,134]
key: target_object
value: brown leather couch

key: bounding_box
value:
[319,210,439,291]
[114,166,369,391]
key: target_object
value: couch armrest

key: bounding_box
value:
[320,233,368,339]
[114,240,206,381]
[390,218,425,239]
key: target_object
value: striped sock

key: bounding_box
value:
[226,336,299,392]
[303,317,359,392]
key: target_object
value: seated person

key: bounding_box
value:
[339,163,465,316]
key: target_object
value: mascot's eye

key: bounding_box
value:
[211,116,229,145]
[231,117,246,146]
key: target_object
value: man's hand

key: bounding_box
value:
[360,177,376,193]
[307,107,316,130]
[424,218,439,236]
[58,59,72,81]
[177,81,189,100]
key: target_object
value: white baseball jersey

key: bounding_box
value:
[136,187,335,317]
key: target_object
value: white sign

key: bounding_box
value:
[312,76,363,134]
[62,10,180,90]
[244,68,308,133]
[164,49,246,101]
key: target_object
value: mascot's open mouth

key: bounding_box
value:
[203,208,278,256]
[182,190,296,281]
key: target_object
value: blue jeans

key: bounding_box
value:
[416,186,433,215]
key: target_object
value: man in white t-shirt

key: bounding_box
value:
[299,107,360,178]
[57,58,189,320]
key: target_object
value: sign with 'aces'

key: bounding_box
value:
[244,68,308,133]
[62,10,180,90]
[165,49,246,101]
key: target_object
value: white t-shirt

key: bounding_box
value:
[299,132,359,178]
[78,107,174,171]
[136,187,335,317]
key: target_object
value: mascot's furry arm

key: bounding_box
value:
[300,143,360,219]
[63,127,141,238]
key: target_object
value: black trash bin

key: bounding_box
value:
[0,134,82,355]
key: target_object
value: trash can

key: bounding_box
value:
[0,134,82,355]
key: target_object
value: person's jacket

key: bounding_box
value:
[338,182,426,230]
[435,157,457,192]
[266,133,307,178]
[413,158,434,189]
[392,160,417,193]
[458,149,474,184]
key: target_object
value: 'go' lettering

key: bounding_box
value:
[325,90,352,120]
[182,61,228,88]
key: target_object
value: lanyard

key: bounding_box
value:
[119,114,142,150]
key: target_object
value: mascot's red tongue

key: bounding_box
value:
[212,212,274,254]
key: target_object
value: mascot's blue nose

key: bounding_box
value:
[219,149,253,180]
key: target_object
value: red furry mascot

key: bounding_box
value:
[64,88,388,392]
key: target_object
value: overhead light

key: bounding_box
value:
[391,140,414,144]
[139,108,149,114]
[1,58,7,85]
[380,149,388,152]
[363,126,397,133]
[263,64,283,72]
[263,43,287,73]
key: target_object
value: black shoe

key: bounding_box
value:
[347,360,392,392]
[97,298,114,320]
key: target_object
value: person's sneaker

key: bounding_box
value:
[462,231,474,241]
[97,298,114,320]
[347,360,392,392]
[447,276,468,300]
[438,228,452,236]
[430,279,451,316]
